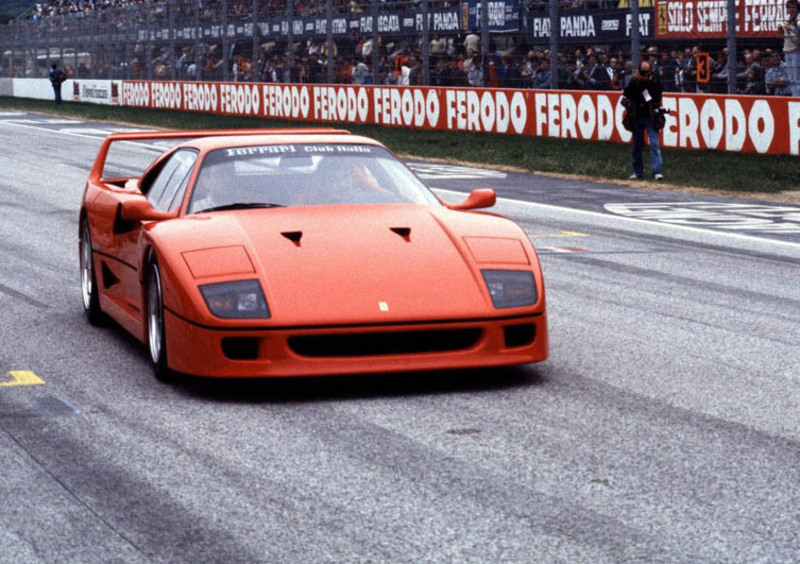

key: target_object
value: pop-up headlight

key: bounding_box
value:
[199,279,270,319]
[481,270,537,309]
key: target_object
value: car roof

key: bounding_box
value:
[182,133,388,152]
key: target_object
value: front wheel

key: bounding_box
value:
[80,220,105,326]
[147,259,173,383]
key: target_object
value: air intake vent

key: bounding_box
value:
[221,337,260,360]
[390,227,411,241]
[101,262,120,289]
[503,324,536,348]
[288,328,482,357]
[281,231,303,246]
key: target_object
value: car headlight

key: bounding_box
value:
[199,279,271,319]
[481,270,537,309]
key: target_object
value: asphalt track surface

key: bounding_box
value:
[1,113,800,563]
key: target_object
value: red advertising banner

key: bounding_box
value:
[121,81,800,156]
[655,0,786,39]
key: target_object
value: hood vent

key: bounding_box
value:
[390,227,411,242]
[281,231,303,246]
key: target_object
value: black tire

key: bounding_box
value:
[146,259,174,383]
[80,220,105,326]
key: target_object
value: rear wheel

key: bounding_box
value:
[80,220,105,326]
[147,259,173,383]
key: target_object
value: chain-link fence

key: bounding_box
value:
[1,0,797,97]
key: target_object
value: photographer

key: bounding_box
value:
[622,61,665,181]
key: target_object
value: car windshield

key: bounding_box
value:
[187,143,440,214]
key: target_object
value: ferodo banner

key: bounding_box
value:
[121,81,800,156]
[655,0,786,39]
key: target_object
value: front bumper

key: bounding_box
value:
[164,310,548,378]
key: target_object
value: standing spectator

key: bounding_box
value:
[621,59,635,89]
[586,54,610,90]
[623,61,664,181]
[646,46,661,80]
[711,51,728,93]
[660,51,679,92]
[567,60,587,89]
[430,35,446,60]
[464,29,480,56]
[407,56,422,86]
[467,58,483,87]
[609,57,623,90]
[532,57,551,89]
[520,51,537,88]
[737,52,763,94]
[765,52,793,95]
[353,58,370,84]
[778,0,800,95]
[49,63,66,104]
[684,48,699,92]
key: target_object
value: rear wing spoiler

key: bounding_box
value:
[90,128,352,182]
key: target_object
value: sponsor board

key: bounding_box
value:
[122,80,800,156]
[11,78,121,104]
[531,9,653,42]
[71,80,120,105]
[140,9,461,42]
[461,0,522,32]
[655,0,785,39]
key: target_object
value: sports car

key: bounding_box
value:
[79,128,548,380]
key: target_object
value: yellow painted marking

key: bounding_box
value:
[531,230,589,238]
[0,371,45,387]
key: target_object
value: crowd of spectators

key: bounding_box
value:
[13,0,797,96]
[179,36,795,98]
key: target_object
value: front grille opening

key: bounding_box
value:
[289,329,482,358]
[222,337,260,360]
[503,324,536,348]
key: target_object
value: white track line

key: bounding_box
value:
[434,188,800,256]
[0,119,163,151]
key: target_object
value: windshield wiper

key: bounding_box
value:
[197,202,285,213]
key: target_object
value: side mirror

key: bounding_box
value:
[445,188,496,211]
[120,198,178,222]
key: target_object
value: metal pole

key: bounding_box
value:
[45,18,51,78]
[59,19,64,76]
[74,17,79,79]
[222,0,229,81]
[371,0,378,84]
[145,0,153,80]
[421,0,430,85]
[252,0,259,83]
[481,0,489,87]
[195,0,203,81]
[286,0,294,83]
[326,0,334,84]
[631,0,641,69]
[168,1,176,80]
[726,0,736,94]
[549,0,558,89]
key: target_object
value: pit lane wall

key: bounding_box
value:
[8,78,121,104]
